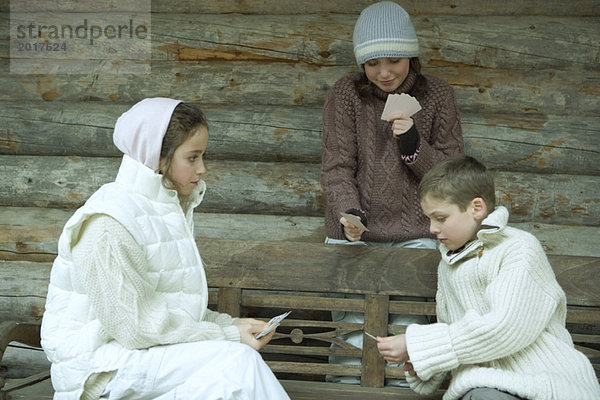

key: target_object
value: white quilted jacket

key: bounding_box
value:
[41,155,208,399]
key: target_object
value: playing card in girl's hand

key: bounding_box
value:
[381,93,422,121]
[255,311,291,339]
[340,212,369,232]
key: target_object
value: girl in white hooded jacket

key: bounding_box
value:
[41,98,290,400]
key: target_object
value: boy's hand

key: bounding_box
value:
[233,318,275,351]
[376,334,409,365]
[403,361,419,378]
[340,216,365,242]
[387,113,414,137]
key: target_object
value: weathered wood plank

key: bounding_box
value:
[0,260,50,323]
[0,102,324,163]
[1,206,598,259]
[2,0,599,17]
[156,15,600,71]
[362,294,388,387]
[0,60,598,115]
[199,240,600,306]
[2,13,599,69]
[1,156,599,225]
[1,242,599,323]
[1,102,598,175]
[0,156,325,215]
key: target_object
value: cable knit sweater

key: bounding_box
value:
[405,206,600,400]
[321,70,464,242]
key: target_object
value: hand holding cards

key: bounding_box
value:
[340,212,369,232]
[381,93,421,121]
[255,311,291,339]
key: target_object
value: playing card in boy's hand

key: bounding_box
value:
[255,311,291,339]
[340,212,370,232]
[381,93,422,121]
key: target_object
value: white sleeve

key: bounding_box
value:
[406,240,560,381]
[72,214,241,350]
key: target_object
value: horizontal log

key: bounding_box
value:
[1,240,598,323]
[146,15,600,70]
[2,0,598,17]
[0,102,324,162]
[1,102,598,175]
[0,59,597,115]
[2,13,598,70]
[1,156,599,225]
[0,205,598,264]
[0,155,324,215]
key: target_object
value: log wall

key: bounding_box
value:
[0,0,599,384]
[0,1,599,280]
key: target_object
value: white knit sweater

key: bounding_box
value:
[41,156,240,399]
[405,206,600,399]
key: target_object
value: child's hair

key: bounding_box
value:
[160,102,208,179]
[418,155,496,212]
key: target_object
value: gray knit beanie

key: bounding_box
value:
[353,1,419,66]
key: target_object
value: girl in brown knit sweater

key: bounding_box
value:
[321,1,464,246]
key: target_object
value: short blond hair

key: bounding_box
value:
[418,155,496,212]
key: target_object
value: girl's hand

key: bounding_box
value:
[340,216,365,242]
[233,318,275,351]
[387,113,414,137]
[376,334,409,365]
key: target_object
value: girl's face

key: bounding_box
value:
[364,57,410,92]
[161,126,208,196]
[420,195,482,251]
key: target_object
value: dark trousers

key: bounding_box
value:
[462,388,526,400]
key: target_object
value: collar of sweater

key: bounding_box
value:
[115,154,206,209]
[440,206,509,265]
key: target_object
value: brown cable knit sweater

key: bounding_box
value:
[320,70,464,242]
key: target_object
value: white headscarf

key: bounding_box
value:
[113,97,182,171]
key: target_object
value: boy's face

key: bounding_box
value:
[420,195,483,251]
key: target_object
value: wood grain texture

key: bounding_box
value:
[1,242,599,319]
[1,156,598,224]
[1,207,599,259]
[1,102,598,175]
[1,60,598,116]
[3,0,600,16]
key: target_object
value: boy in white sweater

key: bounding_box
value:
[373,155,600,399]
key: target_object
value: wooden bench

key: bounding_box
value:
[1,239,599,399]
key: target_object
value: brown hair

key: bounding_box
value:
[418,155,496,212]
[159,102,208,182]
[355,57,427,99]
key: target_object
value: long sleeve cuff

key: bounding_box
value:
[222,325,242,342]
[406,323,459,380]
[406,370,447,395]
[395,125,419,155]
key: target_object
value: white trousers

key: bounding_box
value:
[100,340,290,400]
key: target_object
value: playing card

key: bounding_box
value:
[255,311,291,339]
[381,93,422,121]
[340,212,370,232]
